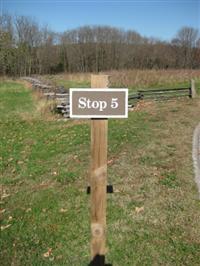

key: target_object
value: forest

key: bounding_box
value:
[0,13,200,76]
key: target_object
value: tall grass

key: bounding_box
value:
[108,69,200,89]
[40,69,200,91]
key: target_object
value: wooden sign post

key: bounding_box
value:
[90,75,109,265]
[69,75,128,265]
[191,79,196,99]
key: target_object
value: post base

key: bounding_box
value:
[88,255,112,266]
[87,185,113,194]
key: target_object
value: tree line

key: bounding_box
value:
[0,13,200,76]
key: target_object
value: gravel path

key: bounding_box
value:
[193,123,200,198]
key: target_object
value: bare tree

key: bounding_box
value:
[1,13,200,76]
[172,27,199,68]
[0,13,14,75]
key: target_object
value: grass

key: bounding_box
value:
[41,73,91,89]
[40,69,200,95]
[1,78,200,265]
[108,69,200,92]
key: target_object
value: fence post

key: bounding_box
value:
[191,79,197,98]
[90,74,109,265]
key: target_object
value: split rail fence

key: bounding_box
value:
[22,77,197,118]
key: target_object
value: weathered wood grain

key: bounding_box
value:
[90,75,109,259]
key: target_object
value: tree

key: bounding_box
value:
[172,27,199,68]
[0,13,14,75]
[1,13,200,76]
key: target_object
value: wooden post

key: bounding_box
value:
[90,75,109,264]
[191,79,197,98]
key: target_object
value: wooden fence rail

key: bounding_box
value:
[21,77,197,118]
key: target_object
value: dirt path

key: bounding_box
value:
[193,123,200,198]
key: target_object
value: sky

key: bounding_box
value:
[1,0,200,41]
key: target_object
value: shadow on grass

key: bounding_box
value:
[88,255,112,266]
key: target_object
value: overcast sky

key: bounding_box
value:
[1,0,200,41]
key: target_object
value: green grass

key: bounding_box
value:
[43,74,90,89]
[55,79,90,88]
[42,72,200,95]
[194,79,200,94]
[1,80,200,265]
[128,79,200,94]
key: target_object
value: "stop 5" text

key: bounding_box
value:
[78,97,118,111]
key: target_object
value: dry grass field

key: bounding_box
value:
[109,69,200,89]
[41,69,200,92]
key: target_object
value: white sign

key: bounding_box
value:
[70,88,128,118]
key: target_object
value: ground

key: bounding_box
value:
[1,74,200,265]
